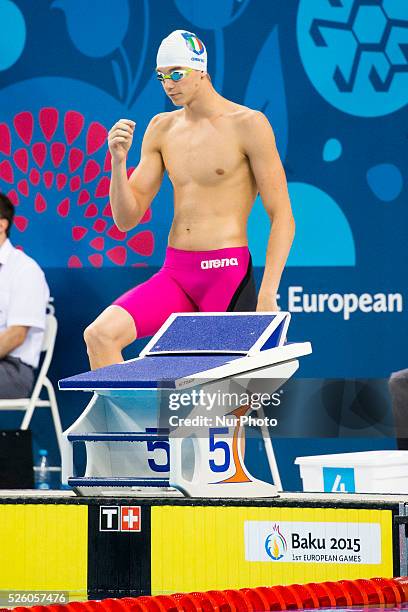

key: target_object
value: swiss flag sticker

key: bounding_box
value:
[120,506,141,532]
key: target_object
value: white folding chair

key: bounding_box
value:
[0,302,63,458]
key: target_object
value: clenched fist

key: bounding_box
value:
[108,118,136,163]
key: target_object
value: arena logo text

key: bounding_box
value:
[201,257,239,269]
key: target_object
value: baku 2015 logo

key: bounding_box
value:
[265,524,288,561]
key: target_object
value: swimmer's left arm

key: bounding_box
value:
[241,111,295,311]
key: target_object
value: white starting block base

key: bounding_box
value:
[60,313,312,498]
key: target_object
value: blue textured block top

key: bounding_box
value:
[59,354,241,390]
[148,314,277,353]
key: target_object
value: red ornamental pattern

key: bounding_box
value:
[0,108,154,267]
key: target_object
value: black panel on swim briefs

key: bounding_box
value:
[227,255,257,312]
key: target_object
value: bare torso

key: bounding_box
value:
[158,101,258,250]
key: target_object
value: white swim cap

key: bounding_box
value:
[156,30,207,72]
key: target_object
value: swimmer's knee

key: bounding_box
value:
[84,322,102,351]
[84,314,136,352]
[83,323,93,346]
[84,320,116,350]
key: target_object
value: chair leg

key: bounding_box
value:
[43,376,64,459]
[20,399,37,430]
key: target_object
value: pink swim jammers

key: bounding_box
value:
[113,246,257,338]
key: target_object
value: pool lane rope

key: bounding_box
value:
[5,576,408,612]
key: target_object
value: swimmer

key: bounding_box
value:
[84,30,295,369]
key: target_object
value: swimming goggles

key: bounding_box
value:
[156,68,193,82]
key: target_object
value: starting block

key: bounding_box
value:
[59,312,312,497]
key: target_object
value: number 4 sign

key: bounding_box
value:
[323,467,356,493]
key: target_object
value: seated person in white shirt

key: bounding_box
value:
[0,193,50,399]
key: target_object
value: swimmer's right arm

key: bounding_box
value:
[108,116,165,231]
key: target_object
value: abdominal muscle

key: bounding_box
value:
[168,215,247,251]
[167,174,258,251]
